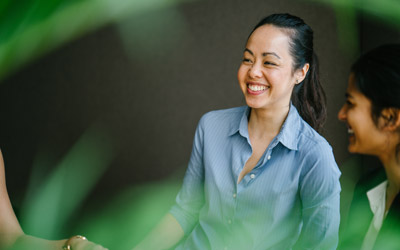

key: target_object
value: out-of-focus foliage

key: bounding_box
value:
[76,179,182,250]
[19,125,114,239]
[312,0,400,27]
[4,0,399,249]
[308,0,400,56]
[0,0,187,81]
[2,1,190,248]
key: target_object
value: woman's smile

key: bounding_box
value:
[347,126,355,143]
[237,24,298,110]
[247,83,270,95]
[338,74,388,156]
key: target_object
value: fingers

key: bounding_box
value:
[69,237,108,250]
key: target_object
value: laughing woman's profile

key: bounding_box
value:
[338,44,400,250]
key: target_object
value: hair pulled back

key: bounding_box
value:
[352,44,400,158]
[250,13,326,132]
[351,44,400,122]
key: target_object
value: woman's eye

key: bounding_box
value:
[345,100,353,106]
[242,58,252,63]
[264,61,276,66]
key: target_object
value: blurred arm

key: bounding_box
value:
[0,150,24,249]
[133,213,184,250]
[0,150,108,250]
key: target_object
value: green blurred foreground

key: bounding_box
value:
[0,0,186,81]
[3,0,400,249]
[309,0,400,56]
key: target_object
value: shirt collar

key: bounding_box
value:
[366,180,388,229]
[228,106,251,138]
[277,104,300,151]
[228,104,300,151]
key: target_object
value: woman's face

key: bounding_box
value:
[237,24,302,111]
[338,73,387,156]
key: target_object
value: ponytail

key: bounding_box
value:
[292,52,327,132]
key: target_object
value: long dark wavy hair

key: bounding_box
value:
[249,13,327,132]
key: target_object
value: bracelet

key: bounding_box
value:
[62,235,87,250]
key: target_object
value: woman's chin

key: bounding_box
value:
[347,146,356,154]
[245,99,266,109]
[348,144,363,155]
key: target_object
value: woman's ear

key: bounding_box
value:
[380,108,400,132]
[295,63,310,84]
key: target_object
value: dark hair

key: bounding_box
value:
[351,44,400,122]
[351,44,400,158]
[249,13,327,132]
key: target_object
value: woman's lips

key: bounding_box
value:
[347,126,355,143]
[348,128,354,134]
[247,83,269,95]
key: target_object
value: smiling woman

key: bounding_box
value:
[338,74,389,156]
[133,13,341,250]
[238,25,301,112]
[338,44,400,250]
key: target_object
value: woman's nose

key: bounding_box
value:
[337,105,347,121]
[249,64,262,78]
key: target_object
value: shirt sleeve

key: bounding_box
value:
[294,142,341,250]
[169,116,206,235]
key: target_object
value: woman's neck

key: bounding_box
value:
[380,146,400,211]
[382,156,400,193]
[248,105,290,139]
[379,134,400,191]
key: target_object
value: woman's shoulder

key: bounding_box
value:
[199,106,247,124]
[296,120,333,154]
[287,105,329,147]
[202,106,247,117]
[293,121,340,177]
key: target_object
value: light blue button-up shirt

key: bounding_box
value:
[170,104,341,250]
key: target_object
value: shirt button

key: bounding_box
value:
[267,155,271,160]
[228,219,232,224]
[233,193,237,198]
[250,174,255,179]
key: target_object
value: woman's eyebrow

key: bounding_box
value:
[262,52,280,59]
[244,48,254,55]
[243,48,280,59]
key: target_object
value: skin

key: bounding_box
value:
[132,213,184,250]
[0,152,22,249]
[236,24,308,183]
[337,74,389,156]
[0,150,108,250]
[338,73,400,211]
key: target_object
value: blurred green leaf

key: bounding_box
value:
[0,0,188,81]
[20,124,114,239]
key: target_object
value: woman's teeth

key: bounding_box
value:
[248,84,268,91]
[348,128,354,135]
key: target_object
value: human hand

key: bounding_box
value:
[63,235,108,250]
